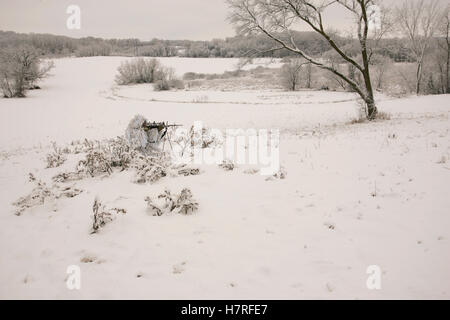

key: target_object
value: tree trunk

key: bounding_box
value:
[446,33,450,93]
[365,97,377,120]
[360,43,377,119]
[416,61,423,94]
[306,63,312,89]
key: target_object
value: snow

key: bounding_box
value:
[0,57,449,299]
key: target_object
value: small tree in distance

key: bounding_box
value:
[396,0,444,95]
[0,46,54,98]
[437,7,449,94]
[370,53,393,91]
[280,58,308,91]
[226,0,394,120]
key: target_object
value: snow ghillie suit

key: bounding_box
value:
[125,115,165,152]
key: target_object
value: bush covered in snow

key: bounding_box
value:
[51,133,200,184]
[91,197,127,234]
[172,125,224,159]
[16,116,207,219]
[115,58,184,90]
[265,166,287,181]
[46,143,67,168]
[115,58,161,85]
[13,173,82,216]
[145,188,199,216]
[153,66,185,91]
[219,159,235,171]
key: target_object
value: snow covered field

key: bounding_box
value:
[0,57,449,299]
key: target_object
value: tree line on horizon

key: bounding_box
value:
[0,29,415,62]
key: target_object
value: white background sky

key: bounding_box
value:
[1,0,402,40]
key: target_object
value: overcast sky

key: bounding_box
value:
[1,0,400,40]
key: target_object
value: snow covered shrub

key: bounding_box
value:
[144,196,164,216]
[115,58,184,89]
[91,198,126,233]
[68,139,100,154]
[75,137,138,178]
[265,166,287,181]
[171,125,223,161]
[348,117,367,125]
[136,162,167,183]
[92,199,108,232]
[145,188,199,216]
[244,168,260,175]
[13,174,82,216]
[153,79,169,91]
[219,159,235,171]
[183,72,207,80]
[176,166,201,177]
[48,133,199,185]
[192,127,217,149]
[57,185,83,198]
[46,143,66,168]
[274,166,287,179]
[13,179,52,216]
[145,190,174,216]
[46,120,202,184]
[169,79,185,90]
[103,136,136,170]
[175,126,223,154]
[52,172,82,183]
[176,188,199,215]
[77,148,113,177]
[133,152,172,184]
[115,58,161,85]
[125,126,202,181]
[0,46,54,98]
[204,130,222,148]
[153,66,184,91]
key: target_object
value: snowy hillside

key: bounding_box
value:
[0,57,449,299]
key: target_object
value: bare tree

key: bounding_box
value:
[396,0,443,95]
[305,62,313,88]
[280,58,308,90]
[226,0,393,120]
[370,53,392,91]
[437,7,450,93]
[0,46,54,98]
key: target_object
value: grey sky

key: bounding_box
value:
[1,0,400,40]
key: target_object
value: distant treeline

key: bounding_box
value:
[0,30,415,62]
